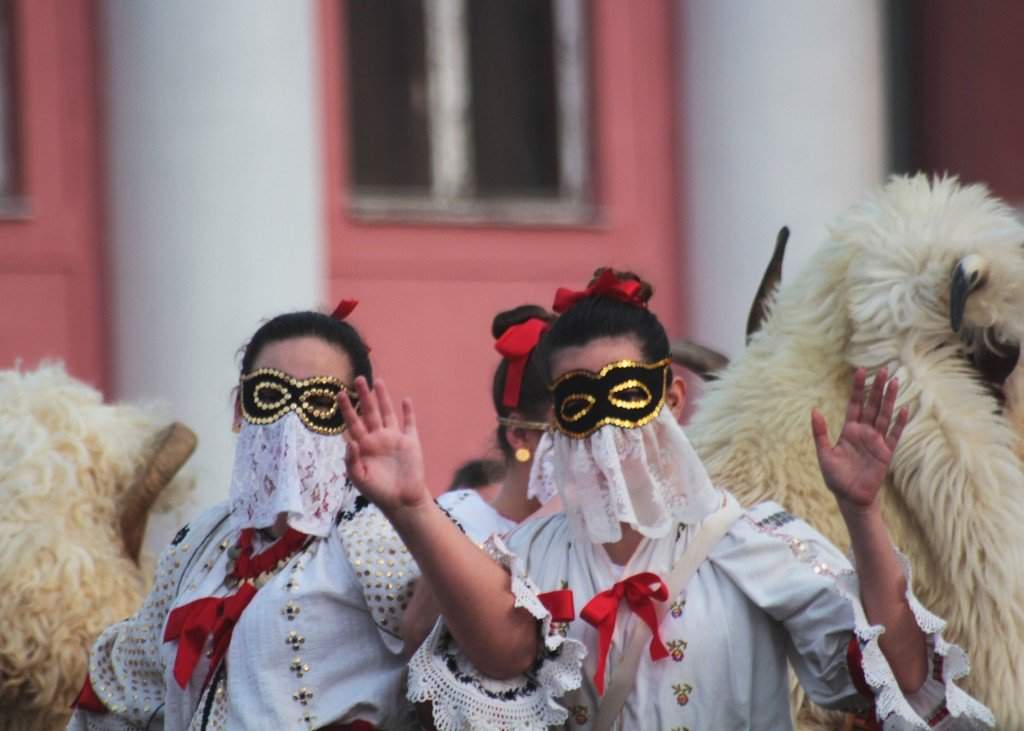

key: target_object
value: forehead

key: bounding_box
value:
[550,335,645,379]
[251,336,354,382]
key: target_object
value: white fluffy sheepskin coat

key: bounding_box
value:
[0,364,187,731]
[688,175,1024,728]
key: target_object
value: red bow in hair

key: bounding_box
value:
[331,298,359,320]
[494,317,549,408]
[552,269,647,314]
[581,572,670,695]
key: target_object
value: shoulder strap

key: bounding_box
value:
[593,493,744,731]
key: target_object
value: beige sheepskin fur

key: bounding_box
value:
[0,363,190,731]
[688,175,1024,727]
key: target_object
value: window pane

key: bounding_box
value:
[467,0,560,197]
[0,0,18,197]
[346,0,431,191]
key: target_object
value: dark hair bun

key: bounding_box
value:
[589,267,655,305]
[491,304,555,340]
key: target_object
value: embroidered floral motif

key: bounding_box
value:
[667,639,688,662]
[572,704,589,725]
[669,599,685,618]
[286,631,305,652]
[672,682,693,706]
[337,493,369,523]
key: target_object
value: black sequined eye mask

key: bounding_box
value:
[239,368,356,435]
[551,358,671,439]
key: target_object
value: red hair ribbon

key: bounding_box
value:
[580,572,670,695]
[331,298,359,321]
[552,269,647,314]
[495,317,549,408]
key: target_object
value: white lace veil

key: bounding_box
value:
[528,408,721,543]
[229,411,351,537]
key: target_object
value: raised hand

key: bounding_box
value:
[339,377,431,516]
[811,367,909,514]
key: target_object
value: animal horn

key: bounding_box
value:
[670,340,730,381]
[746,226,789,343]
[119,422,197,564]
[950,254,988,333]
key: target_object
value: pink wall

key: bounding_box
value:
[0,1,106,389]
[909,1,1024,201]
[320,1,685,492]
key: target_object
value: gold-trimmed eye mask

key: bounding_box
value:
[240,368,355,435]
[551,358,671,438]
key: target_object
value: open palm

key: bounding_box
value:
[812,368,909,511]
[339,377,430,514]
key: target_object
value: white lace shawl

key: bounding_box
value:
[527,409,722,543]
[228,412,350,537]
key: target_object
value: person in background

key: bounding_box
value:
[437,305,555,544]
[445,458,505,503]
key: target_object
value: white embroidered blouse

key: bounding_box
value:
[67,492,419,731]
[408,495,995,730]
[437,489,518,545]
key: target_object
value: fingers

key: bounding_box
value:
[339,389,368,441]
[886,406,910,450]
[376,378,399,429]
[874,376,898,433]
[344,438,365,483]
[844,368,866,426]
[810,408,832,454]
[861,367,887,426]
[401,397,417,436]
[355,376,382,431]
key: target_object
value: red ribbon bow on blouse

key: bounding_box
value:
[552,269,648,314]
[163,527,307,689]
[494,317,550,408]
[580,571,670,695]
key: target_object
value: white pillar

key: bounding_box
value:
[103,1,324,549]
[678,0,887,356]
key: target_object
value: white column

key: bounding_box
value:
[103,1,324,549]
[678,0,887,356]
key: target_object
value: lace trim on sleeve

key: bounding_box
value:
[836,550,995,729]
[407,534,585,731]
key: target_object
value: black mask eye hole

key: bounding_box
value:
[559,393,597,423]
[300,388,340,418]
[608,380,653,410]
[254,382,290,410]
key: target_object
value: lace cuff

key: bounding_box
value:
[407,534,585,730]
[838,550,995,729]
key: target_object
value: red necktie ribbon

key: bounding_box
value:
[552,269,647,314]
[164,581,258,689]
[580,571,669,695]
[494,318,549,408]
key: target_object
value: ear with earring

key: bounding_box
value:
[514,447,531,463]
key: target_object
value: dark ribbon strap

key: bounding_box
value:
[552,269,647,314]
[581,571,669,695]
